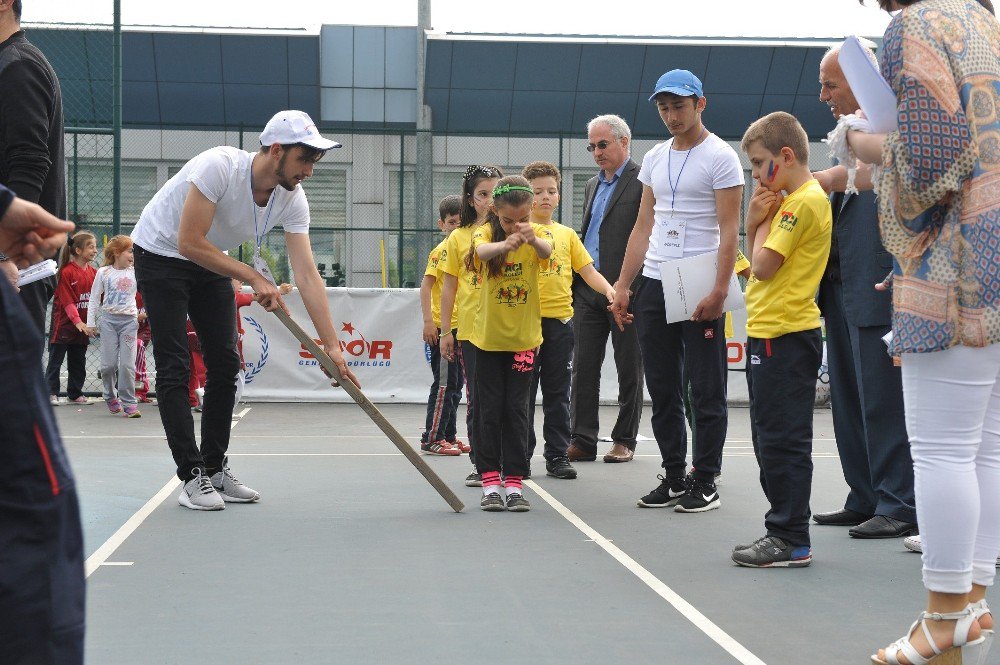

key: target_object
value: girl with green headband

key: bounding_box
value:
[443,174,554,512]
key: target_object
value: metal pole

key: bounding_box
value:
[72,132,78,221]
[557,133,564,222]
[111,0,122,235]
[398,133,405,288]
[414,0,434,290]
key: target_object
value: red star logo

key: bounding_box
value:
[341,322,355,335]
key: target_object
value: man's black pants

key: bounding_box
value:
[747,329,822,548]
[634,275,728,481]
[528,317,574,461]
[134,245,240,481]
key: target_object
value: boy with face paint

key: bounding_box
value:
[732,111,832,568]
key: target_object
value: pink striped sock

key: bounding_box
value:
[481,471,502,495]
[505,476,523,494]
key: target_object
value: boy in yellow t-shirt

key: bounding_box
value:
[442,175,553,512]
[733,111,831,569]
[521,161,616,480]
[418,195,465,456]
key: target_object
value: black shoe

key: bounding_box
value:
[637,474,688,508]
[813,508,872,526]
[545,456,577,479]
[465,472,482,487]
[674,478,721,513]
[849,515,918,539]
[480,492,505,512]
[732,536,812,568]
[505,493,530,512]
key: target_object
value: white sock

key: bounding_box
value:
[483,485,501,496]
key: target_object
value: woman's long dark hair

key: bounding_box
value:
[475,175,534,279]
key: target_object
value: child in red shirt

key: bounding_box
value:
[45,231,98,405]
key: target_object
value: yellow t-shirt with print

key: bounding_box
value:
[440,224,483,341]
[469,223,554,352]
[724,249,752,338]
[537,221,594,320]
[745,179,832,339]
[424,238,458,331]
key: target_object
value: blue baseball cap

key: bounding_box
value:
[649,69,704,101]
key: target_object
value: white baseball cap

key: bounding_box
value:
[259,110,341,150]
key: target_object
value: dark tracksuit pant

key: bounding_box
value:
[471,344,534,479]
[422,329,464,443]
[134,245,241,481]
[634,275,728,481]
[528,317,574,461]
[0,275,85,665]
[45,342,88,399]
[746,329,822,548]
[456,339,478,467]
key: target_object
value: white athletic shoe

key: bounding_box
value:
[178,469,225,511]
[904,534,1000,566]
[210,460,260,503]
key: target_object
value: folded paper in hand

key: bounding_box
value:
[838,35,897,134]
[658,251,745,324]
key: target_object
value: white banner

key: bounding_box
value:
[240,287,827,406]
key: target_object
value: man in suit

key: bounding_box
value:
[566,114,644,464]
[813,47,916,538]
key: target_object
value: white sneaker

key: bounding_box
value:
[904,534,1000,566]
[49,395,61,406]
[210,461,260,503]
[178,469,225,511]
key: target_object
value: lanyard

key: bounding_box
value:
[249,161,274,257]
[666,128,708,216]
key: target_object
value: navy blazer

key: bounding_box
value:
[819,189,894,328]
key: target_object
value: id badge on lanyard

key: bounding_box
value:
[250,171,276,286]
[658,216,686,259]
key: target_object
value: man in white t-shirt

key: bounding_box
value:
[132,110,360,511]
[610,70,743,514]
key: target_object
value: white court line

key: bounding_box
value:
[526,480,766,665]
[84,475,180,577]
[234,407,252,419]
[85,408,251,578]
[228,452,404,456]
[100,562,134,566]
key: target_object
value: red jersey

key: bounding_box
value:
[136,292,151,343]
[50,261,96,344]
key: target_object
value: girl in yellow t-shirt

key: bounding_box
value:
[439,165,502,487]
[443,175,553,512]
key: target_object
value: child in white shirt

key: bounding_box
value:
[87,235,141,417]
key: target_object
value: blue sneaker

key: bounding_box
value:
[732,536,812,568]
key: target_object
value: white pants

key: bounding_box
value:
[902,343,1000,593]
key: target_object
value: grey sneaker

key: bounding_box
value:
[465,471,482,487]
[210,461,260,503]
[505,492,531,512]
[178,469,225,511]
[732,536,812,568]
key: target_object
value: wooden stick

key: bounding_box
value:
[273,308,465,513]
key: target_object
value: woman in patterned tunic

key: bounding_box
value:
[849,1,1000,663]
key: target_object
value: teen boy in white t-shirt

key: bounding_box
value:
[131,110,360,511]
[610,70,744,514]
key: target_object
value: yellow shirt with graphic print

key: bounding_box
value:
[745,179,832,339]
[440,225,483,341]
[469,223,554,352]
[424,238,458,331]
[537,221,594,320]
[724,249,752,338]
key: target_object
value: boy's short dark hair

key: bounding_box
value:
[521,161,561,185]
[12,0,21,21]
[438,194,462,220]
[740,111,809,164]
[258,142,326,163]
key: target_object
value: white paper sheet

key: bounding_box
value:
[838,35,898,133]
[658,251,745,324]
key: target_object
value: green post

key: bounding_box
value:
[111,0,122,234]
[398,133,405,288]
[72,132,78,221]
[557,133,564,223]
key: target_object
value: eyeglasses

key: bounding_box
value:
[586,140,619,152]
